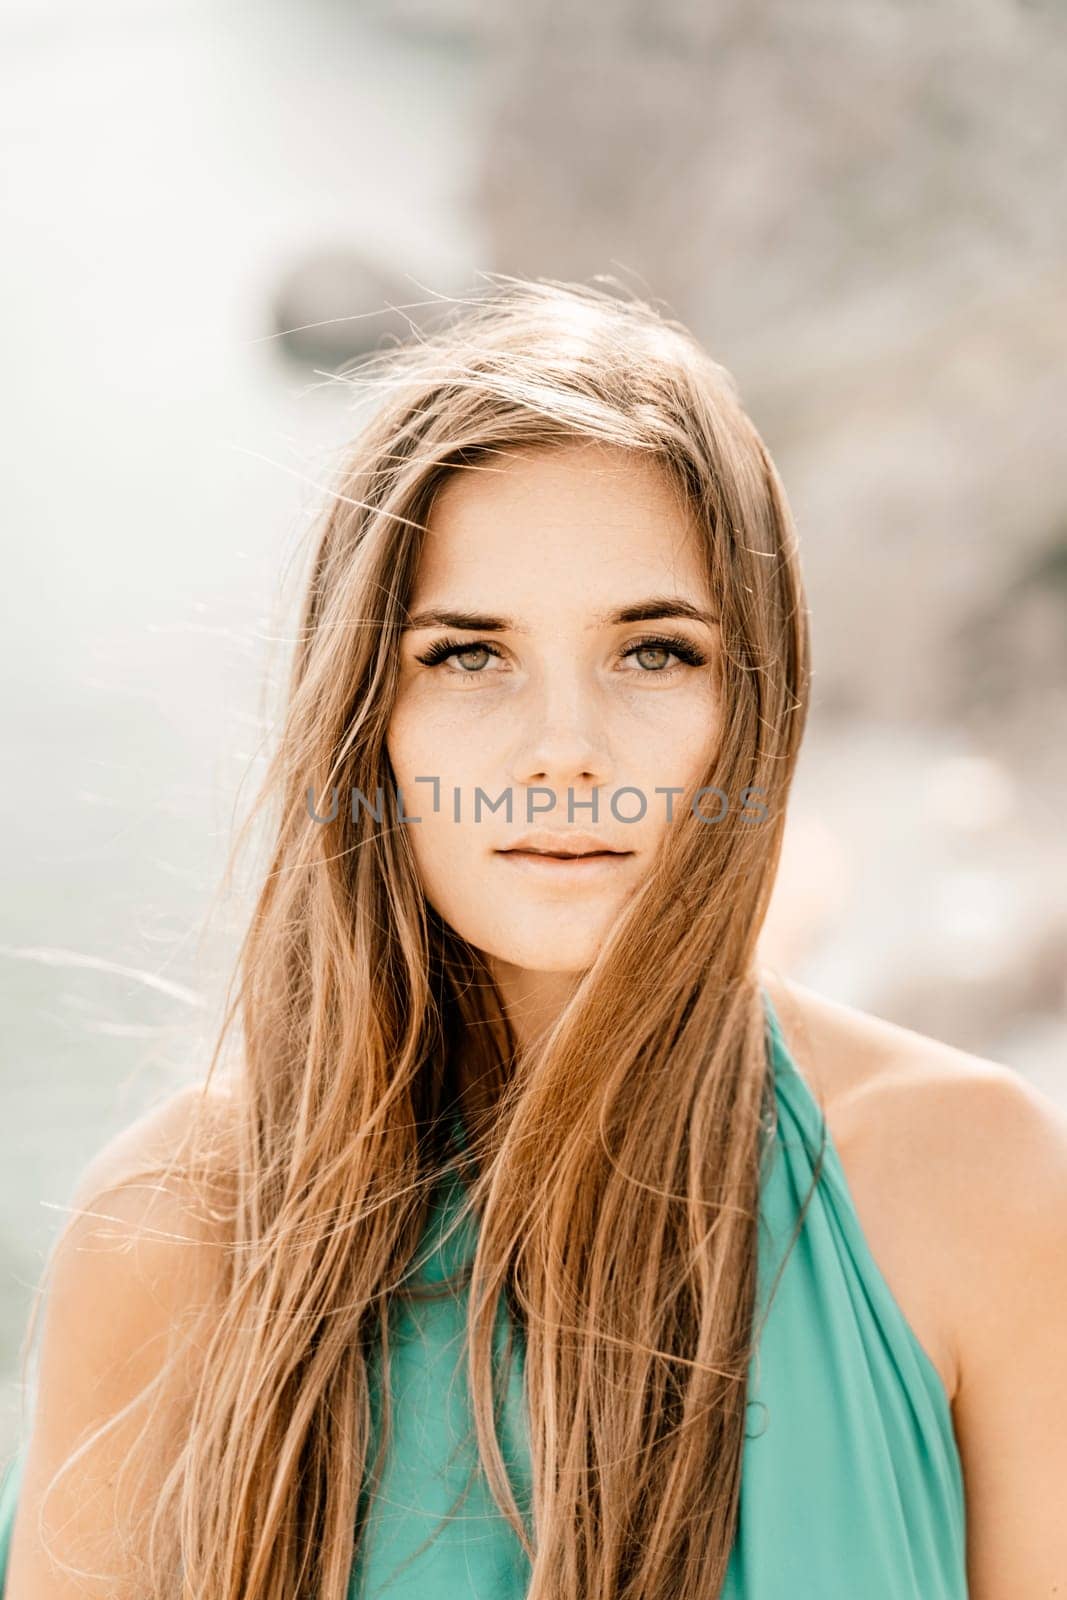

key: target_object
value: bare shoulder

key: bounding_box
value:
[42,1077,242,1379]
[761,973,1067,1405]
[70,1077,239,1230]
[767,974,1067,1215]
[39,1074,240,1400]
[5,1080,239,1598]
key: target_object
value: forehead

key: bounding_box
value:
[416,441,706,600]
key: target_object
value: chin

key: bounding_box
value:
[479,923,609,974]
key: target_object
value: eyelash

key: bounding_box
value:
[413,632,709,678]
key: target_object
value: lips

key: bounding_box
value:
[496,832,634,859]
[505,848,621,860]
[494,839,635,885]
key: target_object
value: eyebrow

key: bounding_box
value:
[402,596,719,632]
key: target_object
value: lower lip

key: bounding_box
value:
[495,849,634,882]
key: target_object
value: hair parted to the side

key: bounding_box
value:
[25,275,812,1598]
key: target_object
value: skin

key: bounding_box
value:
[5,442,1064,1597]
[387,439,723,1052]
[387,437,1067,1597]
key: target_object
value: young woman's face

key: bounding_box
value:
[387,441,721,980]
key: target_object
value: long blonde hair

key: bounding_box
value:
[31,277,812,1597]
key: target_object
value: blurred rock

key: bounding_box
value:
[270,247,439,369]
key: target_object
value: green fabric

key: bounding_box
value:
[0,990,967,1595]
[0,1451,17,1587]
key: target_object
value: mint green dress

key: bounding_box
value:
[0,991,968,1596]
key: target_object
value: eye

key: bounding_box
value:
[414,636,507,676]
[412,631,710,681]
[619,633,709,676]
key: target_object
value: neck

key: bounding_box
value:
[485,958,584,1056]
[452,961,583,1136]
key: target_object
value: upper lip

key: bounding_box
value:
[496,831,634,858]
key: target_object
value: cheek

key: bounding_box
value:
[387,688,485,782]
[386,706,438,864]
[674,695,722,778]
[401,812,506,960]
[385,689,426,779]
[386,704,483,899]
[389,724,513,874]
[386,701,450,815]
[620,686,721,788]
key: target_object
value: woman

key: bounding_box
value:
[0,279,1063,1599]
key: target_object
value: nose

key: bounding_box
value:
[506,660,612,800]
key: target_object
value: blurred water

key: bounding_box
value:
[0,0,485,1452]
[3,0,1065,1470]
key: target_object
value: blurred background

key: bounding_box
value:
[1,0,1065,1453]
